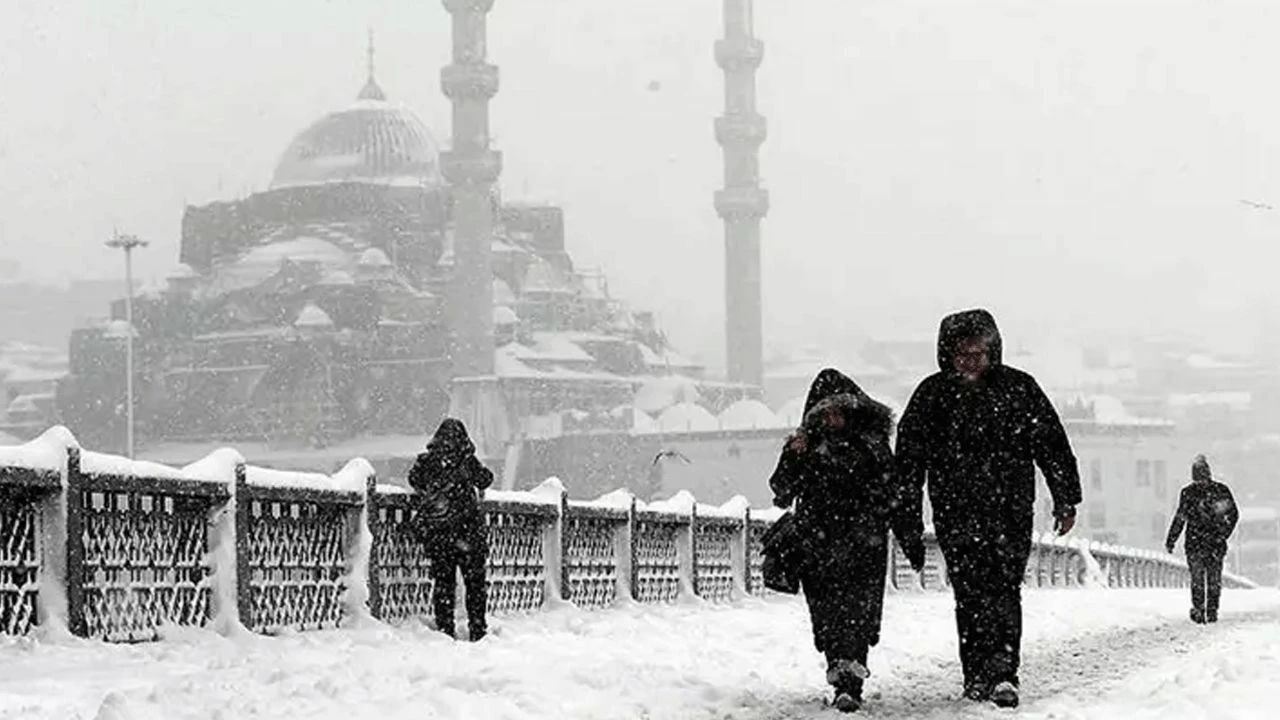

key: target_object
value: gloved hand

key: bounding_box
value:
[1165,543,1175,554]
[772,493,793,509]
[1053,505,1077,536]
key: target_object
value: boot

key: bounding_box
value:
[1190,607,1205,624]
[963,681,991,702]
[1206,609,1218,623]
[825,658,870,686]
[831,691,862,713]
[991,681,1019,709]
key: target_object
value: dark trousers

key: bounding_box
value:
[1187,550,1225,615]
[429,535,489,639]
[940,536,1030,689]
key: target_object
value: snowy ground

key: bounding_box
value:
[2,589,1278,720]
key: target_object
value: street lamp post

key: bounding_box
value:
[105,231,148,458]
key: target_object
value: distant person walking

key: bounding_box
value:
[766,368,924,713]
[896,309,1082,709]
[409,418,493,641]
[1165,454,1239,624]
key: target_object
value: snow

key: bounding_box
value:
[634,375,701,414]
[776,396,806,426]
[656,402,718,433]
[645,489,696,515]
[717,399,786,430]
[0,425,77,472]
[80,451,202,482]
[294,303,335,328]
[4,589,1278,719]
[245,460,371,494]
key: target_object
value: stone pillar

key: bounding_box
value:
[715,0,768,387]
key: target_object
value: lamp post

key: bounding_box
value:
[105,231,148,458]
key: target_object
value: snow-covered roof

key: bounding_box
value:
[635,375,701,415]
[1168,392,1252,409]
[294,303,334,328]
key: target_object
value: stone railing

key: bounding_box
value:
[0,427,1256,643]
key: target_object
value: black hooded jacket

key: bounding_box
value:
[408,418,494,540]
[767,369,919,650]
[769,369,922,563]
[896,310,1082,548]
[1166,458,1239,555]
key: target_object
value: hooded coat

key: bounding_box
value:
[1166,456,1239,556]
[767,369,917,654]
[896,309,1082,551]
[408,418,494,550]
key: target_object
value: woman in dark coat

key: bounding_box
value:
[769,369,924,713]
[408,418,493,641]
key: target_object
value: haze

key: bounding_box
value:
[3,0,1279,368]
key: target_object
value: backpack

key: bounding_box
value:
[411,459,480,549]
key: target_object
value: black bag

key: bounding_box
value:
[759,511,811,595]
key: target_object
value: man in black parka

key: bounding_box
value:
[770,369,924,713]
[895,309,1082,709]
[1165,454,1239,624]
[408,418,494,641]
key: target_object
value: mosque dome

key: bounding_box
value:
[269,73,443,190]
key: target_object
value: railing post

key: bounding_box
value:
[234,463,253,632]
[540,488,567,607]
[689,503,701,598]
[629,497,640,601]
[559,490,571,602]
[679,502,697,599]
[615,496,636,603]
[64,447,87,638]
[731,505,748,599]
[364,475,382,620]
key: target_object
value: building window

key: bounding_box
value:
[1154,460,1168,499]
[1089,506,1107,529]
[1136,459,1151,487]
[1090,459,1103,492]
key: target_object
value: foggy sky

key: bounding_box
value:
[3,0,1280,369]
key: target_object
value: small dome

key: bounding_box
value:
[270,79,443,190]
[319,270,355,286]
[718,399,785,430]
[358,248,393,268]
[657,402,719,433]
[493,306,519,326]
[294,303,334,328]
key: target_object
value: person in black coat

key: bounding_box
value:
[769,369,925,713]
[895,309,1082,708]
[1165,454,1239,624]
[408,418,494,641]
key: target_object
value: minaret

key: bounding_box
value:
[360,27,386,101]
[441,0,501,377]
[715,0,769,388]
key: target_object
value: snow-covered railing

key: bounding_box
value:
[0,427,1259,643]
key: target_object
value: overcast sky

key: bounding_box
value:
[3,0,1280,367]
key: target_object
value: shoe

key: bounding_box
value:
[832,692,862,713]
[964,682,992,702]
[1190,608,1205,624]
[1206,609,1218,623]
[991,681,1019,708]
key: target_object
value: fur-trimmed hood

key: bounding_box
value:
[800,368,895,438]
